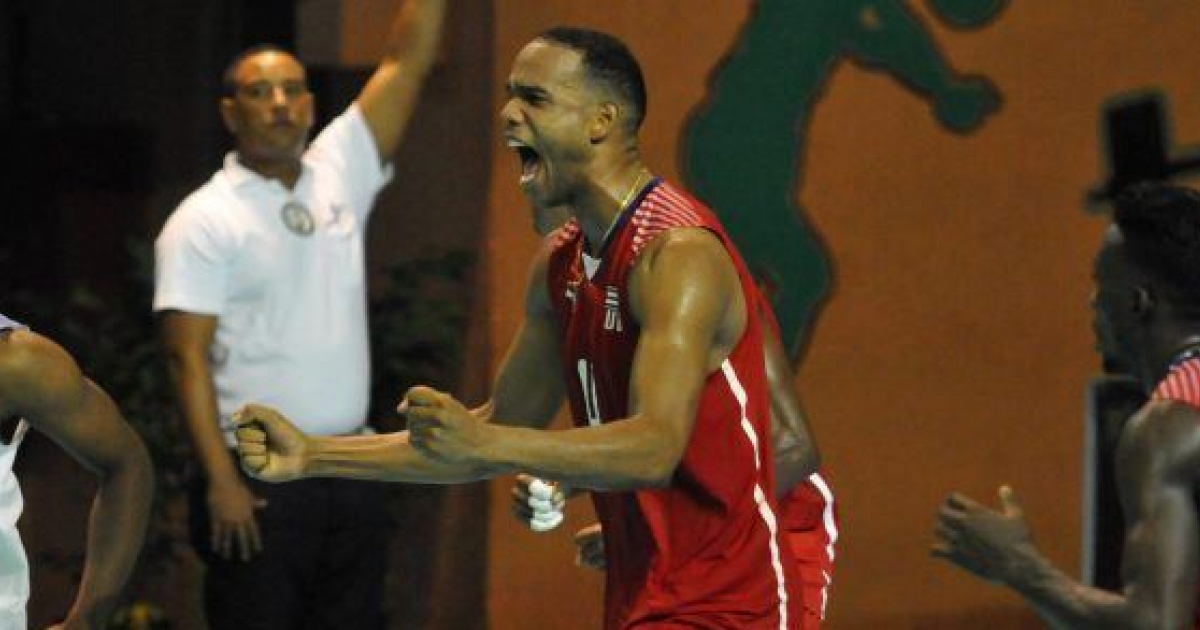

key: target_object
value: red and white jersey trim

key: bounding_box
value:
[630,184,707,259]
[1154,356,1200,406]
[721,360,790,630]
[807,472,837,619]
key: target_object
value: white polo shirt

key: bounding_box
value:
[154,105,391,443]
[0,316,28,626]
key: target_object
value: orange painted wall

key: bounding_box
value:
[482,2,1200,629]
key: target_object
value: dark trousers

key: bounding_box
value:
[189,465,391,630]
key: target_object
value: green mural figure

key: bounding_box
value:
[685,0,1007,359]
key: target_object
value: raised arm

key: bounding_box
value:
[356,0,448,160]
[404,228,742,491]
[0,329,153,627]
[933,401,1200,629]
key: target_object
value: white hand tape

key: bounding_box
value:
[529,478,555,501]
[530,509,564,532]
[528,496,559,512]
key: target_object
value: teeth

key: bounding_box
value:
[507,138,539,186]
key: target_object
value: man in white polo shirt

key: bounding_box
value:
[153,1,445,627]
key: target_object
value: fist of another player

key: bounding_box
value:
[512,473,565,532]
[233,404,312,482]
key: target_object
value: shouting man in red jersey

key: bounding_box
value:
[235,27,831,629]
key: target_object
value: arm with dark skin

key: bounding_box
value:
[933,400,1200,629]
[234,247,567,483]
[241,229,742,493]
[402,227,744,491]
[761,309,820,497]
[356,0,448,160]
[0,330,153,630]
[160,312,263,561]
[514,275,815,507]
[515,303,817,567]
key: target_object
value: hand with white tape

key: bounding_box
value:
[513,474,566,532]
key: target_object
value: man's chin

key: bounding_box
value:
[242,143,305,164]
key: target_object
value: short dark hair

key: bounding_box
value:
[222,44,296,97]
[1114,182,1200,304]
[536,27,647,133]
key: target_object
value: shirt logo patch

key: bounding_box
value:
[604,286,622,332]
[280,201,315,236]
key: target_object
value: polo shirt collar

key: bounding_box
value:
[221,152,310,192]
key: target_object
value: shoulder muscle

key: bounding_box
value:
[1119,400,1200,485]
[0,330,87,420]
[629,227,741,332]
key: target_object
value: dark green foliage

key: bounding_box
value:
[368,250,475,430]
[7,239,475,621]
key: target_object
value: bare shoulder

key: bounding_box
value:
[0,329,83,411]
[632,227,732,289]
[629,227,743,335]
[641,227,726,263]
[1119,399,1200,481]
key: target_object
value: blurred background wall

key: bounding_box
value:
[4,1,1200,628]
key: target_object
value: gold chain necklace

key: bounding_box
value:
[617,168,650,211]
[596,168,652,250]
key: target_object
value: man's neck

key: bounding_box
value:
[572,159,649,256]
[236,152,303,190]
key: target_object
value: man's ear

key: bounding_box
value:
[1132,285,1155,317]
[589,102,619,144]
[220,98,239,135]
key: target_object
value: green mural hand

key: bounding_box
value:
[683,0,1006,361]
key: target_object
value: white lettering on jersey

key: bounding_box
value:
[604,286,622,332]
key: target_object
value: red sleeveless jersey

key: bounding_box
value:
[1152,356,1200,407]
[1151,354,1200,630]
[545,180,802,629]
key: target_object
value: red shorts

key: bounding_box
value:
[780,473,838,628]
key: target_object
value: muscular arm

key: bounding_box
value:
[407,229,742,491]
[1015,402,1200,629]
[243,249,567,483]
[935,401,1200,629]
[761,312,820,497]
[296,306,566,482]
[356,0,447,160]
[0,330,153,626]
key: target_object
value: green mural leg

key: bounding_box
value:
[687,125,831,359]
[684,0,1006,362]
[685,0,844,360]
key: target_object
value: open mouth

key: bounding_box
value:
[507,138,542,186]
